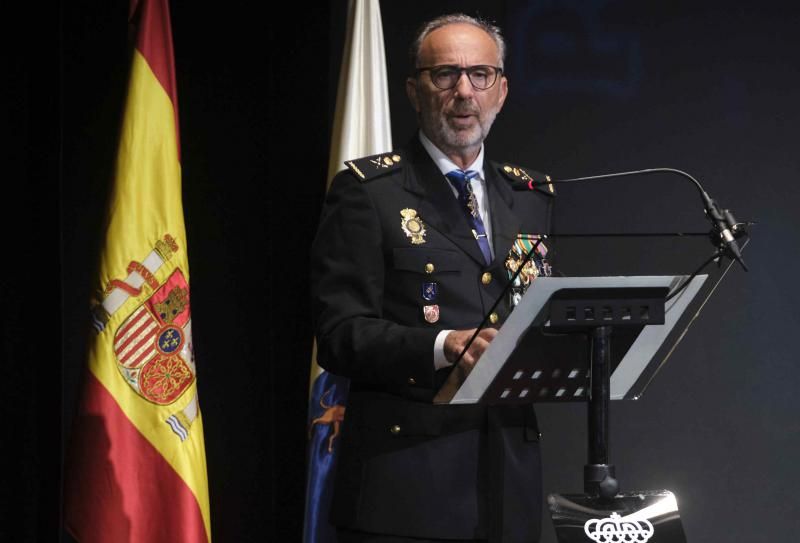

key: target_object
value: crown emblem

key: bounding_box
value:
[584,512,654,543]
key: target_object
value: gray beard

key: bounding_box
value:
[421,107,498,156]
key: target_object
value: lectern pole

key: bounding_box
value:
[584,325,619,500]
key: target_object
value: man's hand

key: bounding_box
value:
[443,328,498,367]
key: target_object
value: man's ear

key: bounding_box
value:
[496,76,509,111]
[406,77,420,113]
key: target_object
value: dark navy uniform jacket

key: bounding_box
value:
[311,136,554,542]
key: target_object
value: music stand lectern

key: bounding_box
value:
[433,270,738,543]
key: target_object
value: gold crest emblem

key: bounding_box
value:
[400,208,427,245]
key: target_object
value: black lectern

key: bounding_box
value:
[433,266,740,542]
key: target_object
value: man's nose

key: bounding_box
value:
[453,71,474,98]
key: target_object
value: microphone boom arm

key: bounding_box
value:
[523,167,749,271]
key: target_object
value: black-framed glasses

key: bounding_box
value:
[416,65,503,91]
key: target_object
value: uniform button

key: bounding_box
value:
[407,377,416,385]
[481,272,492,285]
[425,263,435,274]
[390,425,401,435]
[489,312,499,324]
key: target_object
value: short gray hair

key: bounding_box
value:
[409,13,506,73]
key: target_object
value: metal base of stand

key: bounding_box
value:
[584,463,619,500]
[548,490,687,543]
[544,287,685,541]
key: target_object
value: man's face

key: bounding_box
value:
[407,23,508,157]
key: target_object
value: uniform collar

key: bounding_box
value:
[418,131,485,180]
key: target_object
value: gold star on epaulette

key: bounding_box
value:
[497,163,556,195]
[345,152,403,182]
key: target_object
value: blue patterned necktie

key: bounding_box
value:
[445,169,493,265]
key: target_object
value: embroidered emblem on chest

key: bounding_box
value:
[400,208,427,245]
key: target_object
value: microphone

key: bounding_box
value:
[701,192,748,271]
[511,167,749,271]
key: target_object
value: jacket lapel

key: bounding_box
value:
[486,160,522,267]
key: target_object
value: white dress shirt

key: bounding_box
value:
[418,131,494,370]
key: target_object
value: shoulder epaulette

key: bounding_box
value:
[496,162,556,196]
[344,152,404,182]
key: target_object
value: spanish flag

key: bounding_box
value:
[63,1,211,541]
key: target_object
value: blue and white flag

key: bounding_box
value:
[303,1,392,542]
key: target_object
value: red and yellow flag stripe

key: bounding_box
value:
[64,1,210,541]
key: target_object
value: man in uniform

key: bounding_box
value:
[311,13,554,543]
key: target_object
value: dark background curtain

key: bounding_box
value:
[5,1,798,541]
